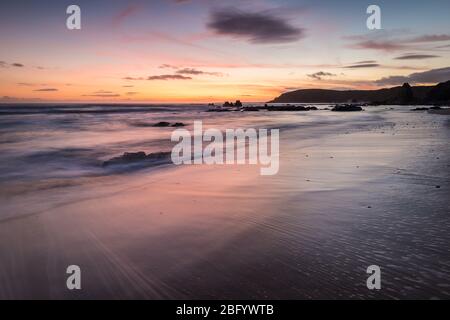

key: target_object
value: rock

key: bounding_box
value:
[242,106,260,112]
[171,122,186,127]
[411,107,429,111]
[154,121,171,127]
[268,105,310,111]
[331,104,363,112]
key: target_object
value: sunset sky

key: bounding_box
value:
[1,0,450,103]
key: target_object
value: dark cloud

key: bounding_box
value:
[375,67,450,86]
[207,8,305,44]
[176,68,223,76]
[126,92,138,95]
[159,64,179,69]
[123,76,145,81]
[0,61,6,67]
[307,71,336,80]
[353,60,377,64]
[350,40,405,51]
[33,88,58,92]
[147,74,192,80]
[11,63,24,67]
[394,54,440,60]
[344,63,380,68]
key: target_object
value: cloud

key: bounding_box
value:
[207,8,305,44]
[123,76,145,81]
[126,92,138,95]
[82,90,120,97]
[375,67,450,86]
[353,60,377,64]
[344,63,380,68]
[33,88,58,92]
[1,96,43,102]
[176,68,223,76]
[346,32,450,52]
[147,74,192,80]
[93,90,114,94]
[122,85,134,88]
[124,74,192,81]
[307,71,336,80]
[159,64,179,69]
[1,61,25,68]
[406,34,450,43]
[350,40,405,51]
[394,54,440,60]
[83,94,120,97]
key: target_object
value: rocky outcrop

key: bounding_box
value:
[154,122,186,127]
[269,81,450,105]
[331,104,363,112]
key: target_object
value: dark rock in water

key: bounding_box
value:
[154,121,171,127]
[429,106,442,110]
[102,151,170,167]
[242,106,260,112]
[411,107,429,111]
[268,105,312,111]
[171,122,186,127]
[331,104,363,112]
[307,106,318,110]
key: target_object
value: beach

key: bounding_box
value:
[0,105,449,299]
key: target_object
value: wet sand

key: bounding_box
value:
[0,108,449,299]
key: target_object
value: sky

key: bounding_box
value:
[1,0,450,103]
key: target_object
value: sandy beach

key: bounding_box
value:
[0,105,449,299]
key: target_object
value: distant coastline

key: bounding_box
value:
[269,80,450,105]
